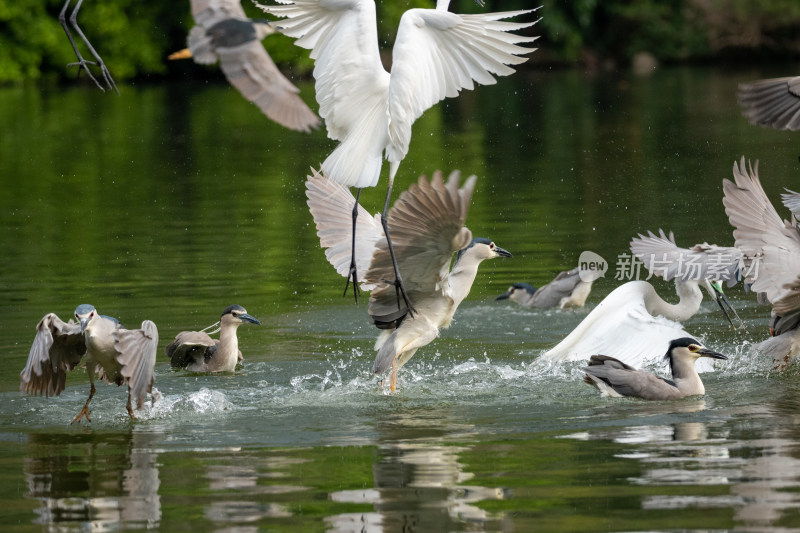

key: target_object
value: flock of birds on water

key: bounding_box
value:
[23,0,800,422]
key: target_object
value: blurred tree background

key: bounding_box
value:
[1,0,798,86]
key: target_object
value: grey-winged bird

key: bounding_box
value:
[541,230,738,370]
[738,75,800,131]
[723,157,800,369]
[496,267,595,309]
[166,304,261,372]
[260,0,537,306]
[20,304,158,423]
[58,0,118,93]
[583,337,728,400]
[169,0,319,132]
[306,169,511,391]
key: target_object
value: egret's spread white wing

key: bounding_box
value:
[20,314,86,397]
[191,0,248,26]
[386,8,538,160]
[723,157,800,308]
[630,229,741,286]
[365,171,475,318]
[218,42,320,132]
[306,168,383,290]
[116,321,158,409]
[738,76,800,131]
[540,281,713,372]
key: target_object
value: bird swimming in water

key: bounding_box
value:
[20,304,158,423]
[169,0,319,132]
[261,0,537,306]
[496,266,596,309]
[541,230,738,371]
[166,305,261,372]
[723,157,800,370]
[583,337,728,400]
[306,168,511,391]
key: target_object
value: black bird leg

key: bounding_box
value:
[59,0,119,94]
[344,188,362,303]
[381,180,416,315]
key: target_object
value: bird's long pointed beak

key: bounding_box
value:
[698,347,728,360]
[240,313,261,326]
[496,291,511,301]
[79,317,90,333]
[707,280,743,329]
[494,246,512,258]
[168,48,192,60]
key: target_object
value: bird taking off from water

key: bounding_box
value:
[723,157,800,369]
[169,0,319,132]
[541,230,738,371]
[496,266,596,309]
[260,0,538,305]
[583,337,728,401]
[306,169,511,391]
[166,304,262,372]
[20,305,158,423]
[738,75,800,131]
[58,0,118,93]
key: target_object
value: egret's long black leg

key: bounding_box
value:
[63,0,119,93]
[344,188,362,303]
[380,181,416,315]
[59,0,104,91]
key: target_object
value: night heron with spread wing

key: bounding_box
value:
[306,169,511,391]
[58,0,118,93]
[723,157,800,369]
[20,304,158,423]
[261,0,537,308]
[169,0,319,132]
[496,267,596,309]
[583,337,728,401]
[541,230,739,371]
[166,304,261,372]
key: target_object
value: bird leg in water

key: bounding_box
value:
[390,357,398,392]
[71,382,96,424]
[381,179,416,315]
[59,0,119,94]
[344,188,363,303]
[126,391,136,420]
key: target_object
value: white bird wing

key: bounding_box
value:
[630,229,741,286]
[305,168,383,290]
[192,0,248,26]
[738,76,800,131]
[540,281,713,372]
[782,189,800,219]
[20,313,86,397]
[385,7,538,161]
[218,42,320,132]
[723,157,800,311]
[365,171,476,320]
[115,321,159,410]
[530,268,581,308]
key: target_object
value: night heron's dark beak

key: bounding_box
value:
[494,246,512,258]
[496,291,511,301]
[697,347,728,361]
[240,313,262,326]
[707,280,743,329]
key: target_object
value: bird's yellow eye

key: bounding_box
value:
[688,345,700,352]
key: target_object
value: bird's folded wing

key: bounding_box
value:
[630,229,741,286]
[723,157,800,304]
[218,42,319,132]
[365,171,475,312]
[20,314,85,397]
[530,269,580,308]
[192,0,248,27]
[116,321,158,409]
[386,8,538,160]
[259,0,386,140]
[305,168,383,290]
[738,76,800,131]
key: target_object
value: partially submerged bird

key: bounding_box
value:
[20,304,158,423]
[723,157,800,369]
[166,305,261,372]
[541,230,738,370]
[496,267,595,309]
[738,75,800,131]
[306,169,511,391]
[261,0,537,303]
[583,337,728,400]
[169,0,319,132]
[58,0,118,93]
